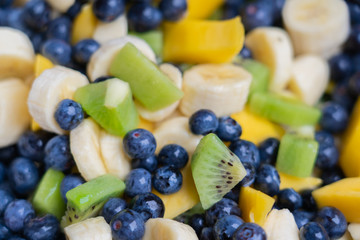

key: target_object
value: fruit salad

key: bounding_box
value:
[0,0,360,239]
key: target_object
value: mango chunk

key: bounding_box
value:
[239,187,275,226]
[71,4,97,44]
[231,106,285,145]
[279,172,322,192]
[312,177,360,223]
[138,117,155,133]
[163,17,244,64]
[186,0,224,19]
[34,54,54,78]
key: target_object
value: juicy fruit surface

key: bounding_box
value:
[241,59,270,98]
[279,172,322,192]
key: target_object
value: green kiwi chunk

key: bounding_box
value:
[191,134,246,210]
[129,30,163,57]
[241,59,270,98]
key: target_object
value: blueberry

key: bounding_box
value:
[254,164,280,196]
[0,144,18,164]
[0,0,13,8]
[0,223,11,240]
[347,1,360,25]
[60,174,85,203]
[30,31,45,53]
[201,227,215,240]
[315,136,339,170]
[189,109,219,135]
[300,222,329,240]
[110,209,145,240]
[328,53,355,82]
[232,222,267,240]
[213,215,244,240]
[205,198,241,226]
[300,189,317,211]
[349,72,360,95]
[239,46,252,59]
[17,130,53,161]
[316,207,347,239]
[0,162,5,184]
[158,144,188,169]
[127,3,162,32]
[54,99,84,131]
[125,168,152,198]
[93,0,125,22]
[123,129,156,159]
[229,140,260,169]
[131,155,158,173]
[131,192,165,221]
[258,138,280,165]
[24,215,59,240]
[159,0,187,22]
[222,4,239,20]
[4,200,35,232]
[293,210,315,229]
[41,39,72,66]
[321,166,344,186]
[353,54,360,72]
[152,166,182,194]
[73,39,100,65]
[320,102,349,134]
[46,16,72,43]
[5,8,31,35]
[101,198,127,223]
[224,183,241,203]
[332,82,356,112]
[272,0,285,24]
[276,188,302,211]
[23,0,51,31]
[345,24,360,53]
[0,190,14,216]
[0,181,12,194]
[8,237,26,240]
[315,131,335,146]
[8,157,39,195]
[239,162,256,187]
[225,0,244,9]
[44,135,74,172]
[189,214,205,237]
[93,75,113,83]
[66,1,83,19]
[240,1,274,32]
[215,116,242,142]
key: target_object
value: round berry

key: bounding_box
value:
[0,190,14,216]
[93,0,125,22]
[315,136,339,170]
[189,109,219,135]
[123,129,156,159]
[101,198,127,223]
[254,164,280,197]
[0,0,13,8]
[258,138,280,165]
[189,214,205,237]
[131,192,164,221]
[60,174,85,203]
[17,130,53,161]
[224,183,241,203]
[300,222,329,240]
[345,24,360,53]
[240,1,274,32]
[293,210,315,229]
[205,198,241,226]
[73,39,100,65]
[0,162,5,184]
[321,166,344,186]
[0,144,18,163]
[159,0,187,22]
[125,168,152,198]
[332,82,356,112]
[201,227,215,240]
[239,46,252,59]
[44,135,74,172]
[213,215,244,240]
[276,188,302,211]
[320,102,349,134]
[239,162,256,187]
[349,72,360,95]
[127,3,162,32]
[110,209,145,240]
[65,1,83,20]
[158,144,188,169]
[55,99,84,131]
[232,222,267,240]
[41,39,72,66]
[4,200,35,232]
[229,140,260,169]
[347,1,360,25]
[8,157,39,195]
[24,215,59,240]
[152,166,182,194]
[46,16,72,43]
[215,116,242,142]
[131,155,158,173]
[0,223,11,240]
[23,0,51,31]
[300,189,317,211]
[328,53,355,82]
[316,207,347,239]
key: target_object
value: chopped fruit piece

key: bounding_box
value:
[239,187,275,226]
[71,4,98,44]
[241,59,270,98]
[34,54,54,78]
[64,217,112,240]
[130,30,163,57]
[279,172,322,192]
[138,117,155,133]
[263,209,299,239]
[186,0,224,19]
[163,17,244,64]
[31,119,41,131]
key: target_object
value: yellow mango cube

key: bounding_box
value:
[71,4,97,44]
[138,117,155,133]
[34,54,54,78]
[279,172,322,192]
[313,177,360,223]
[239,187,275,226]
[186,0,224,19]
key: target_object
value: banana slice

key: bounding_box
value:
[288,54,329,106]
[0,78,31,148]
[93,15,128,44]
[28,66,89,134]
[179,64,252,117]
[245,27,294,93]
[87,36,156,81]
[348,223,360,240]
[263,209,299,240]
[64,217,112,240]
[282,0,350,59]
[46,0,75,13]
[0,27,35,80]
[143,218,198,240]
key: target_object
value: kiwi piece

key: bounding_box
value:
[276,133,319,178]
[109,43,184,111]
[129,30,163,57]
[191,133,247,210]
[61,174,125,228]
[249,92,321,126]
[32,168,65,220]
[74,78,139,137]
[241,59,270,98]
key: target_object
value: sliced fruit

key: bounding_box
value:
[279,172,322,192]
[191,133,246,209]
[34,54,54,78]
[241,59,270,98]
[32,168,65,220]
[348,223,360,240]
[109,43,183,111]
[312,177,360,223]
[276,133,319,178]
[93,14,127,44]
[249,92,321,127]
[62,174,125,227]
[130,30,163,57]
[46,0,74,13]
[138,117,155,133]
[163,17,244,64]
[64,217,112,240]
[71,4,97,44]
[263,209,299,240]
[186,0,224,19]
[31,120,41,132]
[239,187,275,226]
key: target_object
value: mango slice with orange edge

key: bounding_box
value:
[71,4,97,44]
[279,172,322,192]
[163,17,244,64]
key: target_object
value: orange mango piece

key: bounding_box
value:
[186,0,224,20]
[312,177,360,223]
[138,117,155,133]
[239,187,275,226]
[163,17,244,64]
[279,172,322,192]
[71,4,97,44]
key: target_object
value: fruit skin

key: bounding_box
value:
[127,3,162,33]
[189,109,219,135]
[254,164,280,197]
[321,167,345,186]
[101,198,127,223]
[60,174,85,203]
[41,39,72,66]
[0,190,14,216]
[315,207,347,239]
[300,222,329,240]
[159,0,187,22]
[92,0,125,22]
[232,222,267,240]
[132,155,158,173]
[44,135,74,171]
[123,129,156,160]
[158,144,189,169]
[46,16,72,43]
[110,209,145,240]
[4,200,35,232]
[239,162,256,187]
[320,102,349,134]
[258,138,279,165]
[213,215,244,240]
[205,198,241,226]
[23,214,59,240]
[17,130,53,161]
[229,140,260,169]
[240,1,274,32]
[153,166,183,195]
[72,39,100,66]
[8,157,39,195]
[276,188,302,211]
[189,214,205,237]
[125,168,152,198]
[329,54,354,83]
[315,132,339,170]
[131,193,165,222]
[215,116,242,142]
[23,0,51,31]
[292,210,315,229]
[54,99,84,131]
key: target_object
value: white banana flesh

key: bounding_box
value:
[143,218,198,240]
[349,223,360,240]
[288,54,329,106]
[46,0,75,13]
[27,66,89,135]
[263,209,299,240]
[0,78,31,148]
[282,0,350,59]
[64,217,112,240]
[87,36,156,81]
[136,64,182,122]
[179,64,252,117]
[0,27,35,80]
[93,14,128,44]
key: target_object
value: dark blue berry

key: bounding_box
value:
[222,4,239,20]
[30,31,45,53]
[54,99,84,131]
[125,168,152,198]
[321,166,344,186]
[5,8,31,35]
[328,53,355,82]
[123,129,156,159]
[205,198,241,226]
[276,188,302,211]
[229,140,260,169]
[8,157,39,195]
[189,214,205,237]
[41,39,72,66]
[127,3,162,32]
[0,144,18,164]
[272,0,285,24]
[225,0,244,9]
[332,82,357,112]
[110,209,145,240]
[345,24,360,53]
[158,144,188,169]
[300,222,329,240]
[0,0,13,8]
[0,162,5,184]
[239,46,253,59]
[315,135,339,170]
[131,155,158,173]
[46,16,72,43]
[159,0,187,22]
[232,222,267,240]
[131,192,165,221]
[0,190,14,216]
[60,174,85,203]
[66,1,83,19]
[347,1,360,25]
[201,227,215,240]
[0,223,11,240]
[258,138,280,165]
[101,198,127,223]
[300,189,317,211]
[215,116,242,142]
[349,72,360,95]
[73,39,100,65]
[24,215,59,240]
[254,163,280,196]
[213,215,244,240]
[8,237,26,240]
[320,102,349,133]
[239,162,256,187]
[224,183,241,203]
[315,131,335,146]
[23,0,51,31]
[4,200,35,232]
[17,130,53,161]
[44,135,74,172]
[93,0,125,22]
[152,166,182,194]
[316,207,347,239]
[189,109,219,135]
[293,210,315,229]
[240,1,274,32]
[0,181,12,194]
[93,75,113,83]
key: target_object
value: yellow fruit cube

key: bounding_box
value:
[34,54,54,78]
[186,0,224,19]
[239,187,275,226]
[312,177,360,223]
[279,172,322,192]
[138,117,155,133]
[71,4,97,44]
